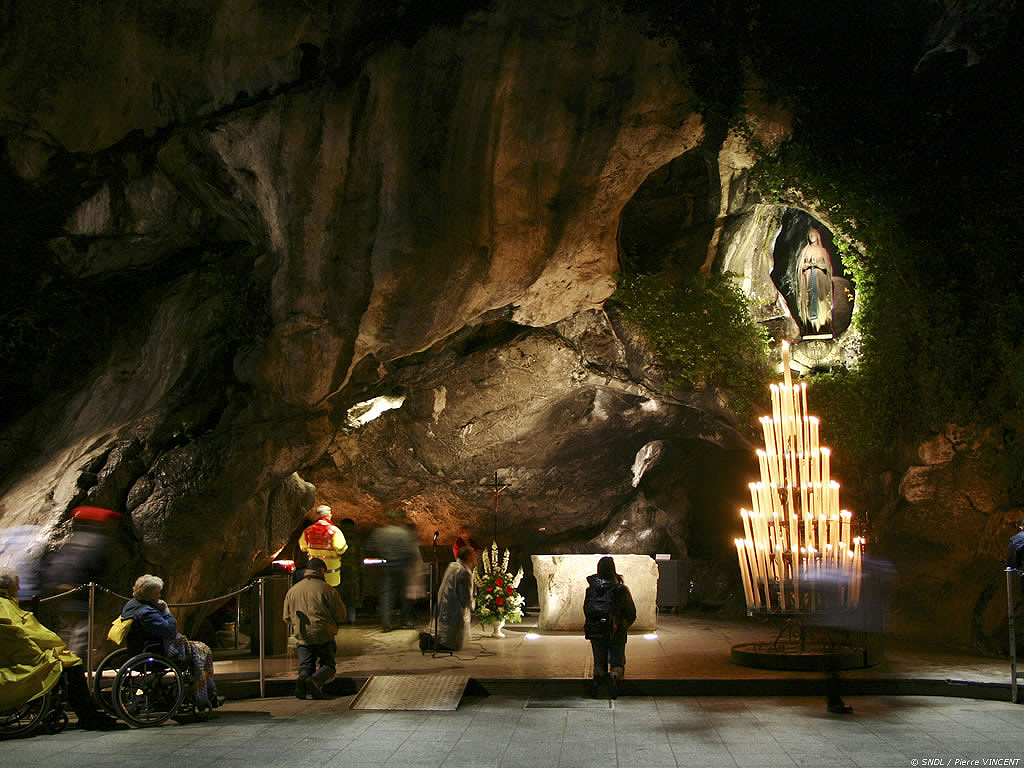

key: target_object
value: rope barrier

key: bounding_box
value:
[40,580,261,608]
[37,584,89,602]
[26,577,274,699]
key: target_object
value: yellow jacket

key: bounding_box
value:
[0,591,81,710]
[299,520,348,587]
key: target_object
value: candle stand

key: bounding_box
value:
[731,342,872,671]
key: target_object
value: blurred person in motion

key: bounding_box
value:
[809,554,895,714]
[0,567,116,730]
[403,523,428,628]
[39,506,122,658]
[283,558,346,700]
[583,556,636,699]
[365,513,418,632]
[121,574,223,711]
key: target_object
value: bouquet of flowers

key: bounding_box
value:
[473,541,525,626]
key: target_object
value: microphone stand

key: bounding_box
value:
[429,531,438,620]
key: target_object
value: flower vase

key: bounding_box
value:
[488,618,506,638]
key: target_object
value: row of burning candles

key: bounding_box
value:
[736,478,864,612]
[734,527,864,613]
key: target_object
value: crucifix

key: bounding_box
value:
[490,471,511,542]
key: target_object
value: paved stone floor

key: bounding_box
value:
[5,693,1023,768]
[213,614,1012,687]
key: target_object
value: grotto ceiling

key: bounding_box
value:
[0,0,1020,650]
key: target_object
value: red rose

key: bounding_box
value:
[496,597,504,605]
[495,578,504,586]
[487,586,494,591]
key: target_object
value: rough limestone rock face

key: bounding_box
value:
[1,1,730,621]
[881,424,1015,650]
[306,309,749,552]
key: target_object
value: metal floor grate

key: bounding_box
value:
[349,673,470,711]
[524,697,613,709]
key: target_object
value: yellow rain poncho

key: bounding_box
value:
[0,590,81,711]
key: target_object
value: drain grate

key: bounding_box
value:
[350,673,469,711]
[524,697,613,709]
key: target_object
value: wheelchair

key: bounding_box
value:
[0,676,70,739]
[93,640,205,728]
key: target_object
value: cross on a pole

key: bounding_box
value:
[490,471,511,542]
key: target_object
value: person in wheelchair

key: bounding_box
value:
[120,574,223,711]
[0,568,116,731]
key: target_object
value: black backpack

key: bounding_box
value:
[584,585,617,638]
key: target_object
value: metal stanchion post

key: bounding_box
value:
[87,582,95,684]
[234,598,240,650]
[258,578,265,698]
[1008,568,1018,704]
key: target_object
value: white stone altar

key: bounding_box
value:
[531,554,658,631]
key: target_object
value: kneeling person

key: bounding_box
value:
[283,558,346,699]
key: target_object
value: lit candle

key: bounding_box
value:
[821,447,831,487]
[757,450,771,488]
[741,507,755,547]
[790,546,800,610]
[792,385,803,453]
[787,487,798,552]
[735,539,754,611]
[818,514,827,555]
[760,418,777,458]
[781,340,793,392]
[840,510,851,546]
[770,384,782,425]
[747,540,763,610]
[756,543,772,611]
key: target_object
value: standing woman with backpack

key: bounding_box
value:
[583,556,637,698]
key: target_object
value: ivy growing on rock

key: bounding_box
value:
[612,271,771,424]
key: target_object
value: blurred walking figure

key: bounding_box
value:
[365,516,417,631]
[404,523,427,627]
[583,556,636,699]
[809,555,895,714]
[338,518,361,624]
[299,505,347,590]
[283,558,346,700]
[436,546,476,651]
[40,506,122,658]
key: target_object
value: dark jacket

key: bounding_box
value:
[583,574,636,644]
[120,598,177,652]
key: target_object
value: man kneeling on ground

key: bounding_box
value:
[283,558,346,700]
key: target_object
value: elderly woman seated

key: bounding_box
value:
[0,567,115,730]
[120,574,223,710]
